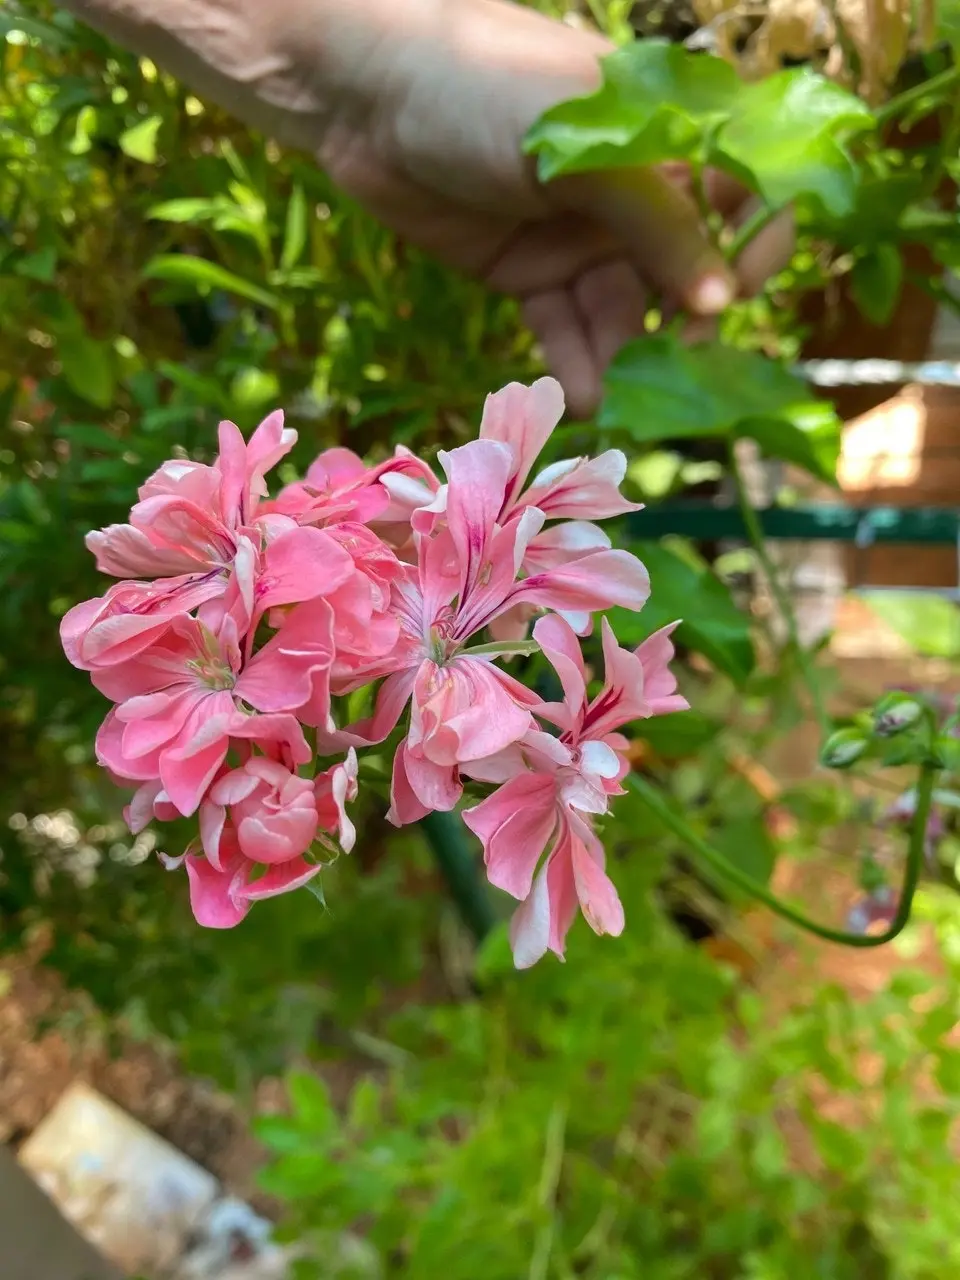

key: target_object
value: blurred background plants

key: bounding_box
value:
[3,1,960,1277]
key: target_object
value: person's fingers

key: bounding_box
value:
[481,211,621,295]
[702,169,749,219]
[734,203,796,296]
[557,167,735,316]
[523,287,600,419]
[573,258,649,373]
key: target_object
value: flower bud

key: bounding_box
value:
[820,728,869,769]
[872,691,924,738]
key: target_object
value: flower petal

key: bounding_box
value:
[463,772,557,900]
[185,852,251,928]
[479,377,565,505]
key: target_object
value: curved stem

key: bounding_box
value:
[628,762,936,948]
[727,442,831,739]
[727,204,780,264]
[691,164,722,251]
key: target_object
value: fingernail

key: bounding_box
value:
[692,274,734,315]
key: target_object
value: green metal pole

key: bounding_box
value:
[627,503,960,544]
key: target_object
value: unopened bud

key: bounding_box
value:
[873,692,924,738]
[820,728,869,769]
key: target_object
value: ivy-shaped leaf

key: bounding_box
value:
[711,70,873,217]
[525,42,873,219]
[599,332,841,482]
[523,40,740,180]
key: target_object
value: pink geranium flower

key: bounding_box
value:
[87,409,295,576]
[322,523,410,691]
[336,438,649,822]
[414,377,642,638]
[480,377,639,524]
[122,712,311,834]
[266,445,438,530]
[180,829,321,929]
[202,759,319,866]
[462,613,687,966]
[62,412,305,669]
[94,598,337,815]
[170,750,359,929]
[62,382,687,965]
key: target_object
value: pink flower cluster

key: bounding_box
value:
[61,378,687,967]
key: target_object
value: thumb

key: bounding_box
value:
[556,166,736,316]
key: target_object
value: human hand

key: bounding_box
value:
[63,0,793,416]
[314,0,794,415]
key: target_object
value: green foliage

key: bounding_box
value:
[599,332,842,482]
[850,244,904,326]
[525,42,873,216]
[525,34,960,337]
[257,863,960,1279]
[610,539,756,684]
[712,70,872,216]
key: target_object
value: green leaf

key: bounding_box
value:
[523,44,872,219]
[523,40,740,180]
[634,710,718,757]
[610,540,755,683]
[742,402,840,484]
[13,245,57,282]
[143,255,281,310]
[849,244,903,326]
[813,1117,864,1172]
[600,333,840,482]
[253,1115,304,1154]
[57,332,115,408]
[826,172,926,246]
[287,1070,335,1135]
[281,184,309,270]
[118,114,163,164]
[256,1151,334,1199]
[147,197,227,223]
[712,70,873,217]
[860,591,960,658]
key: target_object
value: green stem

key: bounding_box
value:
[691,164,722,251]
[727,204,780,265]
[874,64,960,127]
[628,761,937,948]
[420,810,497,942]
[727,442,830,740]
